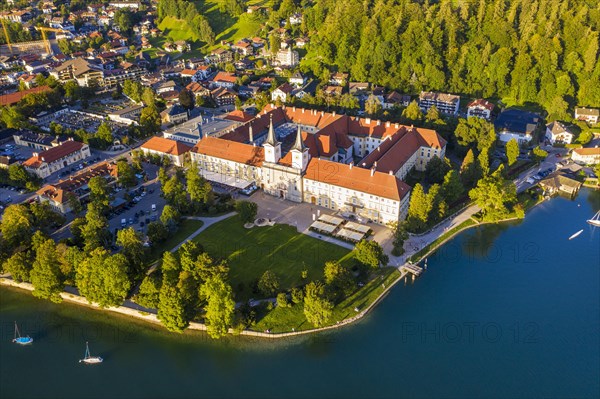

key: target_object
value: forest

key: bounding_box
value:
[297,0,600,118]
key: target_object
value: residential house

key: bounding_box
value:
[289,13,303,25]
[210,48,233,63]
[161,104,189,125]
[232,40,253,56]
[545,121,574,145]
[571,147,600,164]
[271,83,294,103]
[574,107,599,124]
[238,85,259,98]
[186,82,211,98]
[211,72,237,89]
[329,72,348,86]
[211,87,237,107]
[155,80,177,94]
[539,173,582,197]
[494,108,541,145]
[13,131,67,150]
[23,139,91,179]
[383,91,411,109]
[419,91,460,116]
[275,48,299,67]
[50,58,104,87]
[323,85,343,97]
[140,136,191,167]
[289,72,306,87]
[467,99,495,120]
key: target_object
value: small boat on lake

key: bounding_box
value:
[79,342,103,364]
[587,210,600,227]
[569,229,584,240]
[12,322,33,345]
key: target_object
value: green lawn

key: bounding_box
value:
[147,219,204,265]
[191,215,353,299]
[252,267,401,333]
[158,16,200,42]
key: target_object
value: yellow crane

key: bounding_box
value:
[1,18,12,55]
[34,26,66,55]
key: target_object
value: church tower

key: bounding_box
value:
[263,115,281,163]
[290,124,309,171]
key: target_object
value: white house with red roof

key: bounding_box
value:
[23,139,91,179]
[467,99,495,120]
[140,136,192,167]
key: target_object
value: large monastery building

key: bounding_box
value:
[189,105,446,225]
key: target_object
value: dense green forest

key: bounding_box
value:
[298,0,600,118]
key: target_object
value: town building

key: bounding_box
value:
[36,161,117,214]
[419,91,460,116]
[574,107,599,124]
[211,87,237,107]
[188,105,446,224]
[107,104,143,125]
[545,121,574,145]
[50,58,104,87]
[571,147,600,164]
[271,83,294,103]
[0,86,52,107]
[161,105,189,125]
[494,108,541,144]
[23,139,91,179]
[140,136,192,167]
[466,99,495,120]
[13,131,68,150]
[211,72,237,89]
[276,48,299,67]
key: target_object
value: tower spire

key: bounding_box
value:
[264,114,278,146]
[291,123,305,151]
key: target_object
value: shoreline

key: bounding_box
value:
[0,191,549,340]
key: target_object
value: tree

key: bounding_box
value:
[199,274,235,339]
[66,192,84,215]
[270,34,281,53]
[323,260,354,297]
[460,149,481,187]
[147,221,168,244]
[80,203,110,252]
[454,118,497,152]
[141,87,156,107]
[505,138,519,166]
[157,282,188,333]
[365,94,382,116]
[116,160,137,187]
[354,240,388,269]
[303,281,333,327]
[30,238,63,303]
[0,204,33,249]
[140,105,161,135]
[469,166,519,222]
[258,270,280,297]
[76,249,131,307]
[135,273,162,309]
[3,251,33,283]
[179,241,202,275]
[402,100,423,121]
[161,251,181,285]
[277,292,290,308]
[235,200,257,224]
[96,122,113,149]
[291,287,304,304]
[88,176,111,212]
[425,105,441,124]
[406,183,432,232]
[179,89,195,114]
[425,156,451,184]
[160,205,181,230]
[187,163,213,208]
[116,227,147,274]
[162,176,187,211]
[441,170,464,204]
[388,220,409,256]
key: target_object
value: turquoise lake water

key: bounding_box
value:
[1,189,599,398]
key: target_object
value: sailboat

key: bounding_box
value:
[587,210,600,227]
[79,342,103,364]
[12,322,33,345]
[569,230,584,240]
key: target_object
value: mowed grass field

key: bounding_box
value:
[191,215,354,299]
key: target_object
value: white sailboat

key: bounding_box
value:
[587,210,600,227]
[12,321,33,345]
[79,342,103,364]
[569,229,584,240]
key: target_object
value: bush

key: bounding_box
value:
[235,200,258,224]
[277,292,290,308]
[291,287,304,304]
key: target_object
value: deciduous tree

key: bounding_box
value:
[303,281,333,327]
[199,274,235,339]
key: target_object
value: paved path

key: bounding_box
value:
[384,204,481,267]
[171,212,236,252]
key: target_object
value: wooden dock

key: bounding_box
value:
[401,263,423,276]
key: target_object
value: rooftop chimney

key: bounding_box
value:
[349,162,353,169]
[366,118,371,124]
[370,167,375,177]
[386,121,390,127]
[302,108,305,113]
[389,170,393,175]
[395,123,399,128]
[377,120,381,126]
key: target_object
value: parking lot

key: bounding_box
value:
[0,141,36,163]
[41,110,129,136]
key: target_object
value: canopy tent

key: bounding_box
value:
[199,169,254,189]
[336,228,366,242]
[310,220,337,233]
[344,221,371,234]
[318,214,344,227]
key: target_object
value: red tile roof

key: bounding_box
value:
[304,158,411,201]
[0,86,51,106]
[224,109,254,123]
[23,140,86,168]
[142,137,191,156]
[212,71,237,84]
[192,136,264,166]
[467,98,495,111]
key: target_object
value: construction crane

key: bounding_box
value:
[34,26,66,56]
[1,18,12,55]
